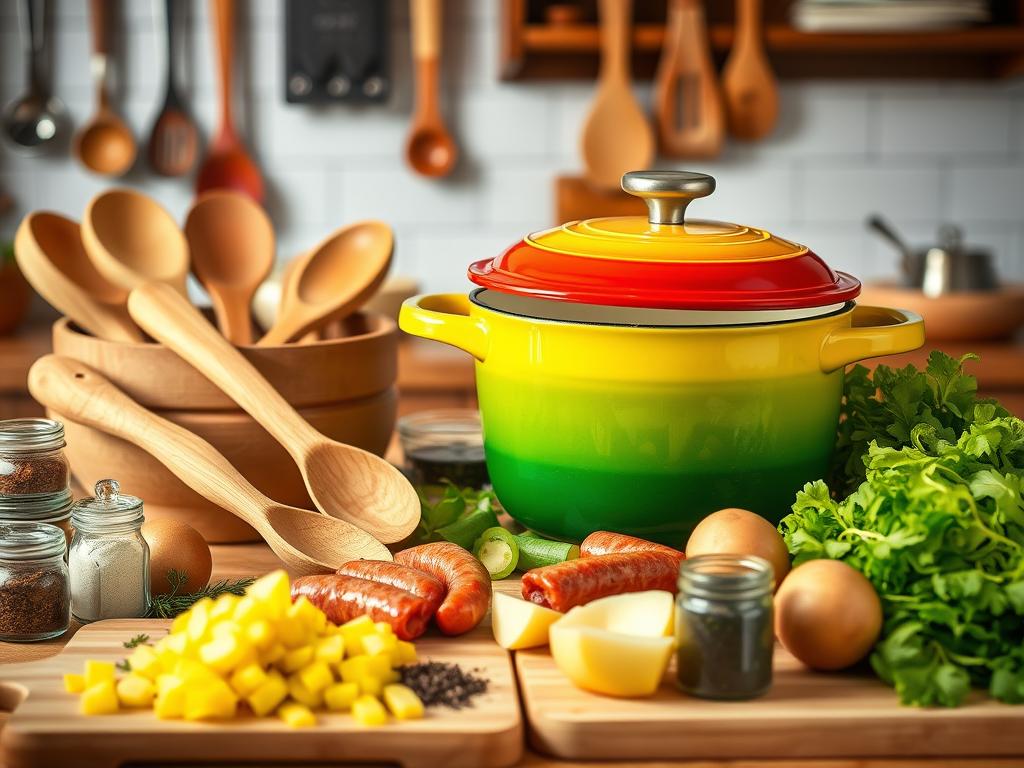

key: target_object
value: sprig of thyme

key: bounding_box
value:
[123,633,150,649]
[146,569,256,619]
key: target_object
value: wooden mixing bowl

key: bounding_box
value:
[52,313,398,543]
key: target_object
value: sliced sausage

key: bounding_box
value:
[337,560,446,616]
[395,542,491,636]
[291,574,432,640]
[521,551,679,612]
[580,531,685,567]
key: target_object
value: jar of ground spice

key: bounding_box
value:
[0,489,74,548]
[0,419,70,497]
[69,479,150,623]
[0,522,71,642]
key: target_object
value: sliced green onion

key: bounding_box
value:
[514,535,580,571]
[473,527,519,580]
[436,506,501,551]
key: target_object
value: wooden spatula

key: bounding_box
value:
[655,0,725,158]
[722,0,778,141]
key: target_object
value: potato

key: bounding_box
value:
[686,508,791,586]
[492,592,561,650]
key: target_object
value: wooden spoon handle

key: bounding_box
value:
[410,0,441,123]
[598,0,632,85]
[89,0,109,56]
[211,0,235,136]
[127,282,319,456]
[27,355,274,536]
[209,287,255,345]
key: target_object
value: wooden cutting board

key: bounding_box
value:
[0,619,523,768]
[516,645,1024,762]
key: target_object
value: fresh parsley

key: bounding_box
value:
[414,483,500,547]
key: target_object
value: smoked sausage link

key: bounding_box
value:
[337,560,446,616]
[521,551,679,612]
[580,531,685,566]
[395,542,491,636]
[291,574,432,640]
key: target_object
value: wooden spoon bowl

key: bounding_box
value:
[74,114,136,177]
[406,127,458,178]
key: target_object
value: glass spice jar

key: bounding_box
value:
[0,522,71,642]
[69,479,150,623]
[398,409,489,489]
[0,489,74,549]
[0,419,71,497]
[675,554,775,700]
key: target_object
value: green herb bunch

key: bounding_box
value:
[414,483,500,548]
[782,405,1024,707]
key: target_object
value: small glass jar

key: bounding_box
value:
[69,479,150,623]
[0,489,74,548]
[398,409,489,489]
[675,554,775,700]
[0,419,71,497]
[0,522,70,642]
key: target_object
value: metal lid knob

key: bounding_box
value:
[621,171,716,225]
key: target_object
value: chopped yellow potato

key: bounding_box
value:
[155,675,187,720]
[259,643,286,666]
[374,621,394,636]
[278,701,316,728]
[248,570,291,617]
[210,594,239,620]
[352,694,388,727]
[323,681,359,712]
[229,663,268,697]
[63,673,86,694]
[314,635,345,664]
[287,674,323,709]
[393,640,418,666]
[186,599,213,643]
[199,633,248,674]
[232,595,265,624]
[81,680,119,715]
[116,674,156,708]
[356,674,383,697]
[280,645,314,674]
[340,615,376,655]
[297,661,334,694]
[247,672,288,717]
[246,620,275,650]
[173,658,217,683]
[383,684,424,721]
[128,645,161,680]
[184,678,238,721]
[84,660,115,689]
[361,632,397,657]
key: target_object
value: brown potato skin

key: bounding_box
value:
[685,508,791,587]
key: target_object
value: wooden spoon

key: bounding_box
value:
[258,221,393,346]
[74,0,136,177]
[82,188,190,296]
[28,355,390,575]
[581,0,654,191]
[126,282,419,545]
[14,212,142,343]
[655,0,725,158]
[196,0,264,203]
[186,190,274,345]
[722,0,778,141]
[404,0,458,178]
[147,0,199,177]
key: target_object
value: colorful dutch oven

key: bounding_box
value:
[400,171,924,545]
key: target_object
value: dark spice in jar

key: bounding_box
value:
[0,567,70,639]
[399,661,489,708]
[0,456,69,496]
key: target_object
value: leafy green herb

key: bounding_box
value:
[123,633,150,649]
[147,569,256,619]
[413,483,501,548]
[115,659,131,673]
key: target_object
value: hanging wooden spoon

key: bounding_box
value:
[126,282,419,545]
[186,190,274,345]
[14,212,142,343]
[258,221,392,346]
[81,188,190,296]
[29,355,390,574]
[722,0,778,141]
[655,0,724,158]
[147,0,199,177]
[404,0,458,178]
[581,0,654,191]
[74,0,136,177]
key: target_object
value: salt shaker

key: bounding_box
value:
[69,479,150,622]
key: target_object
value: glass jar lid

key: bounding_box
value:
[678,554,775,600]
[0,419,66,453]
[0,489,73,522]
[469,171,861,311]
[0,521,67,561]
[71,479,144,531]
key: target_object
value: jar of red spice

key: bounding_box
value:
[0,419,70,498]
[0,489,74,548]
[0,521,70,642]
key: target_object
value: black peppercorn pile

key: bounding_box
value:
[399,662,489,709]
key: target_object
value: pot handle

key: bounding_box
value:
[819,306,925,373]
[399,294,489,362]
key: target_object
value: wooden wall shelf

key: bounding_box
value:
[502,1,1024,80]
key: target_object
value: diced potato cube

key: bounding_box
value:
[246,620,276,651]
[116,674,156,708]
[260,643,286,666]
[248,570,291,618]
[184,678,238,721]
[374,621,394,637]
[211,620,242,640]
[392,640,418,667]
[366,654,393,680]
[186,599,213,642]
[232,595,266,625]
[340,615,376,655]
[210,594,239,620]
[356,674,383,697]
[80,680,119,715]
[173,658,217,683]
[170,612,189,634]
[229,663,268,697]
[128,646,161,680]
[314,635,345,664]
[199,633,249,674]
[352,694,388,727]
[361,632,397,657]
[383,684,424,721]
[297,661,334,694]
[277,618,310,649]
[63,673,86,694]
[278,701,316,728]
[339,655,372,683]
[84,660,115,689]
[323,681,359,712]
[246,672,288,717]
[286,674,323,709]
[161,632,192,659]
[154,674,187,719]
[287,597,322,627]
[279,645,314,674]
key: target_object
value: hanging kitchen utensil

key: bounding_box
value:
[866,214,915,284]
[74,0,137,176]
[722,0,778,141]
[2,0,68,155]
[580,0,654,191]
[655,0,724,158]
[197,0,265,203]
[148,0,200,177]
[285,0,390,104]
[404,0,458,178]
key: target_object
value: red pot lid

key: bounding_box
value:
[469,171,861,311]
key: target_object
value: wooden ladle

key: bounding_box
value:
[28,355,390,574]
[82,188,190,296]
[581,0,654,191]
[14,212,142,343]
[126,282,419,545]
[186,190,274,345]
[404,0,458,178]
[258,221,393,346]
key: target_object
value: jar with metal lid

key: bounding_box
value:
[69,479,150,622]
[0,522,70,642]
[0,489,74,548]
[675,554,774,700]
[0,418,70,497]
